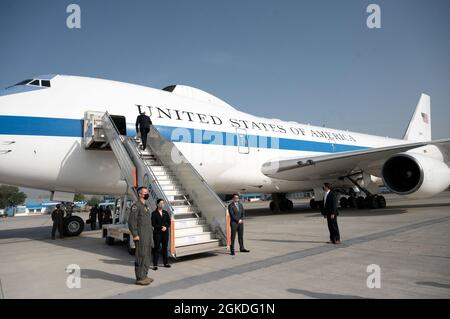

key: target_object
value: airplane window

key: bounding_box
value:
[41,80,51,87]
[29,79,40,86]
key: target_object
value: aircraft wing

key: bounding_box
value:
[261,138,450,181]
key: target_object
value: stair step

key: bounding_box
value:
[154,174,177,181]
[145,161,160,166]
[163,190,186,196]
[153,172,176,178]
[175,240,222,257]
[150,166,170,172]
[172,205,197,214]
[173,212,198,219]
[160,185,183,191]
[175,225,211,236]
[174,217,206,228]
[170,198,190,205]
[175,232,216,246]
[154,179,176,186]
[141,153,157,158]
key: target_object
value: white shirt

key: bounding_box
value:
[323,190,330,205]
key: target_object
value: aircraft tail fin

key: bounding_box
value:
[403,93,431,142]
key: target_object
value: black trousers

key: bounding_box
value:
[230,222,245,252]
[52,219,64,238]
[153,230,169,266]
[326,215,340,243]
[90,221,97,230]
[140,127,150,149]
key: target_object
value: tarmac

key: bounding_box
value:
[1,192,450,299]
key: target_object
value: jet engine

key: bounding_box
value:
[382,152,450,198]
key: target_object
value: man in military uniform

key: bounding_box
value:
[51,204,65,239]
[128,186,155,285]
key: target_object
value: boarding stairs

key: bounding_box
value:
[83,111,228,257]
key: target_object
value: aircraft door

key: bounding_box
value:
[110,115,127,136]
[236,128,249,154]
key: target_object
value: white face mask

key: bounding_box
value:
[233,198,239,202]
[157,203,164,208]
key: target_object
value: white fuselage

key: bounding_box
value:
[0,75,407,195]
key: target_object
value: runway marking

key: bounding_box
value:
[117,215,450,298]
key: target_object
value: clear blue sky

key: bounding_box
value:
[1,0,449,139]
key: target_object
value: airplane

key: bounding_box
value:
[0,74,449,215]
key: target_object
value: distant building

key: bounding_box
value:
[10,200,87,216]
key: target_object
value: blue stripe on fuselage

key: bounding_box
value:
[0,115,83,137]
[0,115,368,153]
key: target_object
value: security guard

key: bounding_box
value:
[51,204,65,239]
[97,206,104,228]
[228,194,250,255]
[89,204,98,230]
[128,186,155,285]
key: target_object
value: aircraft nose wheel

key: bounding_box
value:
[269,199,294,211]
[309,199,318,209]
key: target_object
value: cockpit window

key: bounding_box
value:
[11,78,51,88]
[41,80,51,87]
[2,75,55,95]
[14,79,32,86]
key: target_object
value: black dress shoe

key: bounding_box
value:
[152,266,158,271]
[230,251,235,256]
[240,249,250,253]
[164,264,171,268]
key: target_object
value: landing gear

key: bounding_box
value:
[377,195,387,208]
[337,173,387,210]
[339,197,348,208]
[309,198,323,210]
[347,196,357,208]
[310,198,318,209]
[63,215,84,237]
[356,196,365,209]
[364,195,379,209]
[269,193,294,212]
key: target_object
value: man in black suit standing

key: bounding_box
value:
[321,183,341,244]
[228,194,250,256]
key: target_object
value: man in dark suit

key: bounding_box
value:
[151,198,171,270]
[228,194,250,255]
[321,183,341,244]
[135,111,152,150]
